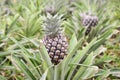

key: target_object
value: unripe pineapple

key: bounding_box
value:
[44,2,56,15]
[81,13,98,27]
[80,13,98,35]
[44,0,66,16]
[42,13,68,65]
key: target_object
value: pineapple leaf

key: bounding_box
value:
[61,35,84,80]
[68,33,77,53]
[96,69,110,79]
[0,75,7,80]
[5,14,19,35]
[73,52,94,79]
[110,69,120,78]
[39,43,53,67]
[12,55,36,80]
[40,69,48,80]
[9,37,41,78]
[66,38,97,79]
[39,43,54,79]
[80,66,98,79]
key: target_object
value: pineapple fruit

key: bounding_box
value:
[80,13,98,35]
[42,13,68,65]
[44,2,56,15]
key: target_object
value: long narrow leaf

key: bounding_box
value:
[12,55,36,80]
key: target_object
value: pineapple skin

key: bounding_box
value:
[43,33,68,65]
[81,14,98,27]
[81,13,98,35]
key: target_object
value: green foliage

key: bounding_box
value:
[0,75,7,80]
[0,0,120,80]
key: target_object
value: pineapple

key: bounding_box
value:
[44,2,56,15]
[42,13,68,65]
[80,12,98,35]
[44,0,68,15]
[81,13,98,27]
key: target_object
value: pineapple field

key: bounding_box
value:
[0,0,120,80]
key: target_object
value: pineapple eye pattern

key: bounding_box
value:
[43,34,68,65]
[81,13,98,35]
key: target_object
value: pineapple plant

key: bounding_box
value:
[42,13,68,65]
[1,0,120,80]
[73,0,105,36]
[65,0,110,39]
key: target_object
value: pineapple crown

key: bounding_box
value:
[43,13,63,36]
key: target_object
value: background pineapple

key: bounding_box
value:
[44,1,56,15]
[43,0,68,15]
[42,13,68,65]
[80,12,98,35]
[81,13,98,27]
